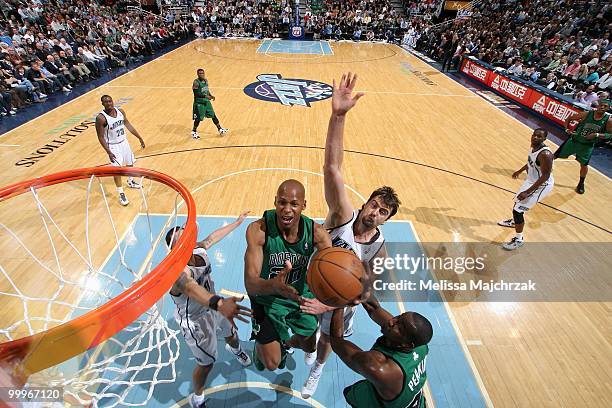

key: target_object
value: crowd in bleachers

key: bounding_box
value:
[415,0,611,107]
[190,0,293,39]
[0,0,191,118]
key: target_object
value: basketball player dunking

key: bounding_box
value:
[95,95,145,206]
[498,128,554,250]
[166,213,252,408]
[244,180,332,371]
[191,68,228,139]
[300,73,401,399]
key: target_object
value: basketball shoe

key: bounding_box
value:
[502,237,524,250]
[188,392,207,408]
[118,193,129,206]
[497,219,515,227]
[126,178,141,189]
[225,343,251,367]
[218,128,228,136]
[191,131,200,139]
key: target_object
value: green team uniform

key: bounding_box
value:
[344,340,428,408]
[251,210,318,343]
[192,78,216,120]
[556,111,610,165]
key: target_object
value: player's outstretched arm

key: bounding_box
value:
[95,113,115,163]
[244,220,299,300]
[119,108,145,148]
[324,72,364,228]
[329,309,401,399]
[198,210,250,250]
[171,268,251,327]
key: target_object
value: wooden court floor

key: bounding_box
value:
[0,39,610,407]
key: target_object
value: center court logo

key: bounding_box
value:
[243,74,333,107]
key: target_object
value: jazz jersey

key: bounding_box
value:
[100,108,126,145]
[171,247,216,321]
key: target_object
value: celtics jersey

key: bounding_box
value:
[193,78,210,104]
[574,111,610,145]
[344,340,428,408]
[256,210,315,308]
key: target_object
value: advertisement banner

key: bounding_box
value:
[459,58,585,126]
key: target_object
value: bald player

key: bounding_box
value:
[244,179,332,371]
[331,298,433,408]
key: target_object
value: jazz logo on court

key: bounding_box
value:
[243,74,333,107]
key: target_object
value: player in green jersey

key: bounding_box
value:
[191,68,228,139]
[331,297,433,408]
[244,179,332,371]
[555,99,611,194]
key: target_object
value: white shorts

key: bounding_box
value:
[176,309,235,366]
[319,306,356,337]
[513,180,554,213]
[109,140,135,166]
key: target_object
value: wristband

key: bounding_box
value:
[209,295,223,311]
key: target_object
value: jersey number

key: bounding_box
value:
[269,265,302,285]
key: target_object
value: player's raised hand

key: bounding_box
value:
[217,296,252,329]
[272,261,299,301]
[237,210,251,223]
[332,72,365,116]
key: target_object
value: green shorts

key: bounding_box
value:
[251,298,318,344]
[555,137,594,166]
[192,100,215,120]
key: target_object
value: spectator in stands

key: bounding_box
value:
[507,59,524,76]
[575,85,599,107]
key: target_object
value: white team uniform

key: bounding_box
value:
[100,109,135,167]
[171,247,234,366]
[514,145,554,213]
[320,210,385,336]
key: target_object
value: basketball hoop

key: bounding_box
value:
[0,167,196,406]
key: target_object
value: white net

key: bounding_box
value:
[0,170,190,407]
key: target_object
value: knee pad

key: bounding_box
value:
[513,209,524,225]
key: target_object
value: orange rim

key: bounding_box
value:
[0,166,197,382]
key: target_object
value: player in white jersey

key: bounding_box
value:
[166,211,252,408]
[300,73,401,399]
[498,128,554,250]
[95,95,146,206]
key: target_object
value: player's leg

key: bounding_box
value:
[216,312,251,366]
[250,300,287,370]
[108,143,129,206]
[576,164,588,194]
[190,363,213,408]
[180,313,218,407]
[205,101,228,135]
[574,145,593,194]
[121,141,141,189]
[192,103,202,139]
[302,307,355,398]
[503,182,552,250]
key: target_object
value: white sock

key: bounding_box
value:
[515,233,523,240]
[117,187,124,193]
[192,392,205,404]
[311,361,325,376]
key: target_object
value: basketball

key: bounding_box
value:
[307,247,365,307]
